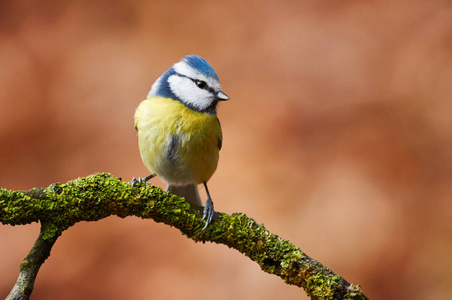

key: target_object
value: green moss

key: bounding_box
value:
[19,258,31,271]
[1,173,368,299]
[305,273,339,299]
[0,188,36,226]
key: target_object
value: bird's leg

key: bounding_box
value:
[131,174,155,189]
[201,182,215,230]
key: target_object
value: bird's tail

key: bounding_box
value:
[166,184,202,206]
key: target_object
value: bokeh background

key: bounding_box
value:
[1,1,452,299]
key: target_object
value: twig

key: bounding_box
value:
[6,224,61,300]
[0,173,368,299]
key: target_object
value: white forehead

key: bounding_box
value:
[173,61,221,91]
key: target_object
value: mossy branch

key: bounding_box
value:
[1,173,367,300]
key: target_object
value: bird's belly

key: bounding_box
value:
[139,129,219,186]
[135,97,222,186]
[162,141,218,186]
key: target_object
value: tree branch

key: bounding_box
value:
[6,224,61,300]
[0,173,367,299]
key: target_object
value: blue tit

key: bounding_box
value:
[132,55,229,230]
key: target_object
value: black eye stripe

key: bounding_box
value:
[175,73,217,94]
[195,79,207,89]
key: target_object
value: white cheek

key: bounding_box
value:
[168,76,213,110]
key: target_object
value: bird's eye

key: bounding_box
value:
[195,80,207,89]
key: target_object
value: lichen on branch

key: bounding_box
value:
[0,173,367,300]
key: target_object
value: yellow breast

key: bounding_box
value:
[135,97,222,185]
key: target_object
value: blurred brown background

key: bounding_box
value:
[1,1,452,299]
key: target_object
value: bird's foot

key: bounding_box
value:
[131,174,155,190]
[201,197,215,231]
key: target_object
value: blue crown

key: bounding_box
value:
[182,55,219,80]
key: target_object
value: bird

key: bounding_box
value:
[132,55,229,230]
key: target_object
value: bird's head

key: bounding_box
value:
[148,55,229,114]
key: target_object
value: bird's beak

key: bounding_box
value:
[217,91,230,101]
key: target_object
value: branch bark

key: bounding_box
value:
[0,173,367,300]
[6,224,60,300]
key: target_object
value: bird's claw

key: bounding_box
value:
[131,174,154,190]
[201,198,215,231]
[131,177,144,189]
